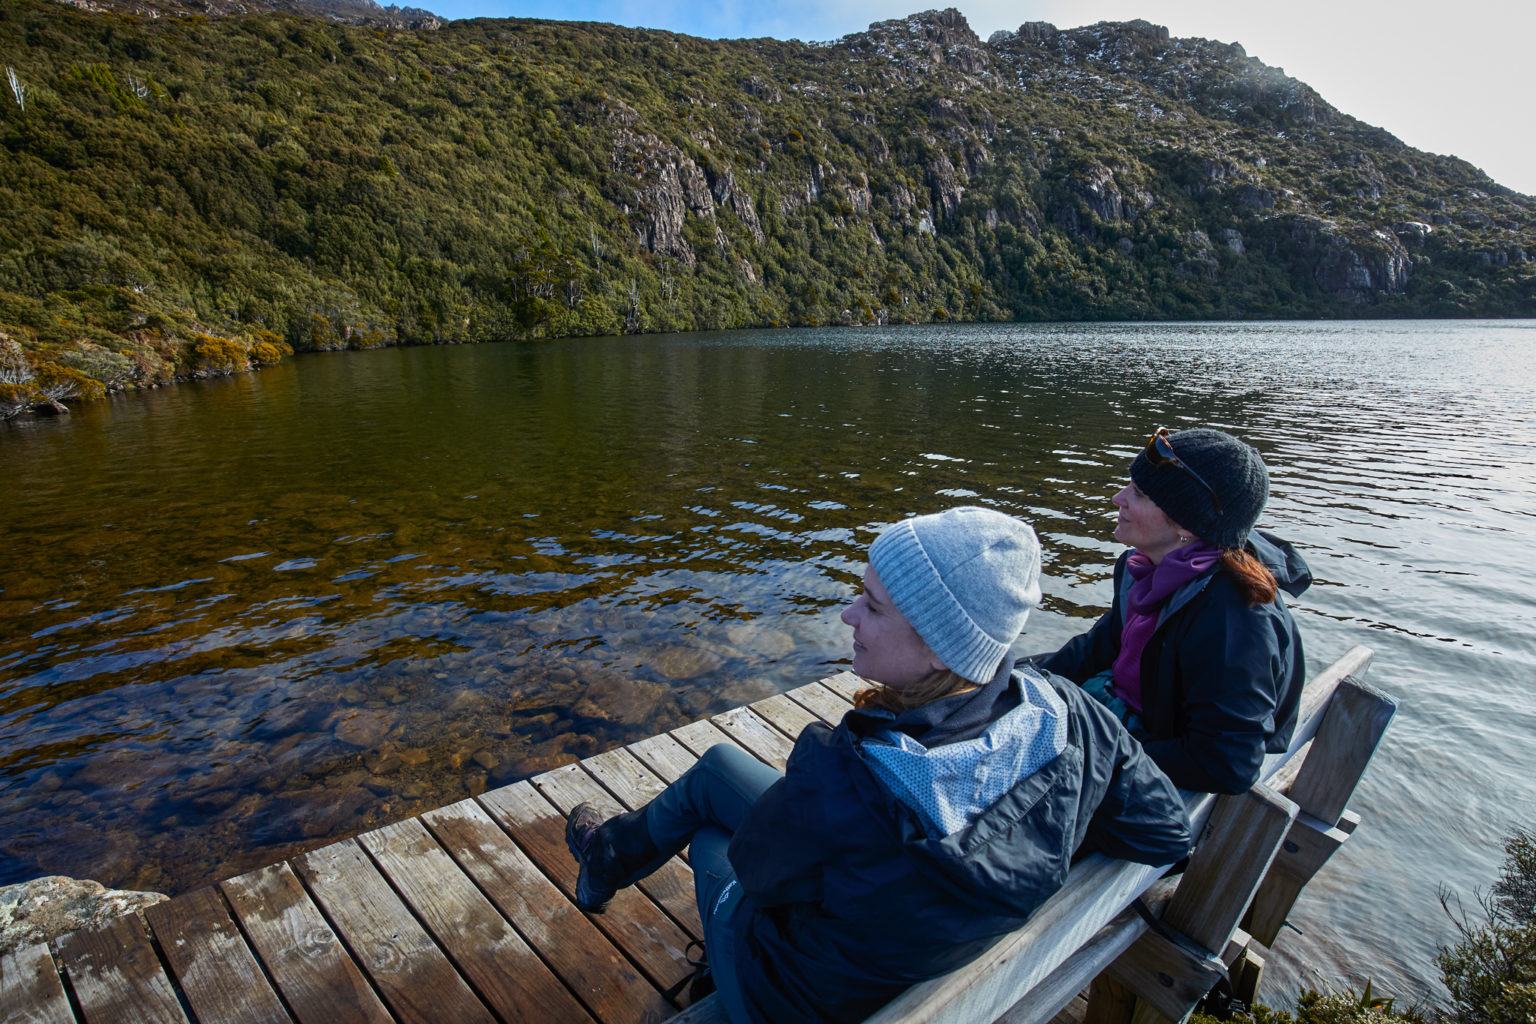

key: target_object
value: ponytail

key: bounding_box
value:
[1220,548,1278,606]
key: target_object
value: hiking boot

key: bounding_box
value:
[565,802,662,912]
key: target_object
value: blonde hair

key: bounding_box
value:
[853,669,978,713]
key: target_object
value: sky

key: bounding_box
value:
[421,0,1536,198]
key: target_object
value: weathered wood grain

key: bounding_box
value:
[143,886,291,1024]
[220,862,391,1024]
[995,881,1177,1024]
[745,693,820,742]
[1259,646,1374,779]
[583,746,672,809]
[55,913,189,1024]
[706,707,794,769]
[476,782,696,1003]
[293,840,495,1024]
[666,720,737,762]
[1111,785,1298,1024]
[358,818,592,1024]
[1286,676,1396,825]
[0,942,74,1024]
[624,733,701,785]
[816,671,865,702]
[421,799,673,1024]
[780,681,854,726]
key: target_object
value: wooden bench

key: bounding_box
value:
[0,648,1391,1024]
[672,645,1394,1024]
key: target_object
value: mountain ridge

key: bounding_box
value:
[0,0,1531,412]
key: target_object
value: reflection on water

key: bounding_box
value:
[3,320,1535,1004]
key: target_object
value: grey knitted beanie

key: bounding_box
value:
[1129,427,1269,549]
[867,506,1042,684]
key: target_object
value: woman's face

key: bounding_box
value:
[841,566,944,690]
[1113,482,1189,563]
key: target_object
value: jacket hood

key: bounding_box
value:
[1250,529,1312,597]
[857,666,1069,839]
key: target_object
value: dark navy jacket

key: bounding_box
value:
[724,662,1191,1024]
[1038,530,1311,794]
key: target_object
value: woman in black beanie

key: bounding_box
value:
[1036,427,1312,794]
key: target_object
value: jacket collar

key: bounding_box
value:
[844,655,1020,747]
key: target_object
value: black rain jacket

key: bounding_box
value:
[1038,530,1311,794]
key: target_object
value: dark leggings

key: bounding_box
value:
[643,743,783,1022]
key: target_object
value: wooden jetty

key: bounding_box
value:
[0,647,1393,1024]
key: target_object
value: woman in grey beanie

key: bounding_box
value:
[566,506,1190,1023]
[1038,427,1312,794]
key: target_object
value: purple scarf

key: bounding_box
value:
[1111,542,1222,712]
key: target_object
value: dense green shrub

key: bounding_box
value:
[1438,828,1536,1024]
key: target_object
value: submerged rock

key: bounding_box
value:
[0,876,167,956]
[645,646,725,681]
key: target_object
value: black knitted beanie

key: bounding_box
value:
[1128,428,1269,549]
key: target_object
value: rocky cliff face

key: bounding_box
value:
[9,0,1534,349]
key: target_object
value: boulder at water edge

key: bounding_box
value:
[0,876,168,956]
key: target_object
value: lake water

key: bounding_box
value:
[2,320,1534,1006]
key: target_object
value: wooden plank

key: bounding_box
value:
[817,670,866,703]
[1082,976,1138,1024]
[1247,675,1393,947]
[625,732,701,785]
[1247,810,1360,947]
[1285,676,1396,825]
[994,879,1177,1024]
[293,840,496,1024]
[707,706,794,770]
[667,720,738,761]
[781,680,855,726]
[143,887,292,1024]
[0,942,74,1024]
[55,913,190,1024]
[862,855,1167,1024]
[1258,646,1373,781]
[1232,946,1264,1006]
[1113,924,1227,1024]
[659,994,728,1024]
[531,764,704,940]
[358,818,593,1024]
[1167,785,1297,944]
[746,692,820,742]
[422,800,673,1024]
[1110,784,1298,1024]
[476,782,697,1003]
[1049,994,1090,1024]
[584,746,672,808]
[221,863,391,1024]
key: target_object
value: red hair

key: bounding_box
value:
[1220,548,1277,606]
